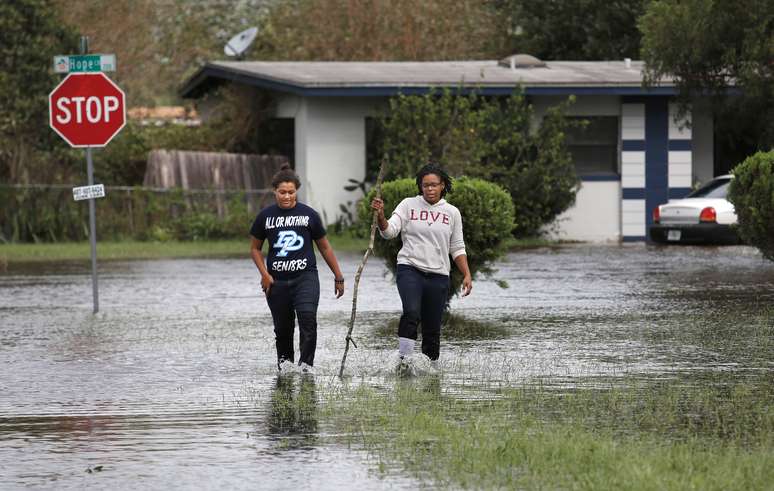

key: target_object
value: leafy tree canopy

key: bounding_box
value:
[52,0,272,107]
[0,0,79,183]
[503,0,647,60]
[252,0,507,61]
[378,89,580,237]
[640,0,774,151]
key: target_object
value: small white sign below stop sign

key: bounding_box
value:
[49,73,126,147]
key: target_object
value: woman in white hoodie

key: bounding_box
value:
[371,164,472,362]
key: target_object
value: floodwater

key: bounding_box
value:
[1,244,773,488]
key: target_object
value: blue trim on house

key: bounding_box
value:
[300,86,681,97]
[645,98,669,240]
[668,140,692,151]
[622,96,651,104]
[622,140,645,151]
[622,236,647,242]
[668,187,693,199]
[622,188,645,199]
[526,87,679,96]
[580,174,620,182]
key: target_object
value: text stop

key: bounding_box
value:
[55,96,121,124]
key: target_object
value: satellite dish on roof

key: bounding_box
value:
[224,27,258,59]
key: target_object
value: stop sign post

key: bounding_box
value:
[49,67,126,314]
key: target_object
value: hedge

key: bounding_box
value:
[358,176,515,302]
[727,150,774,261]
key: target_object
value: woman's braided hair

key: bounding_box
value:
[271,163,301,189]
[415,163,453,197]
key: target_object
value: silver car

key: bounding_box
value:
[649,174,741,244]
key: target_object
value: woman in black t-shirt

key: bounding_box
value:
[249,164,344,373]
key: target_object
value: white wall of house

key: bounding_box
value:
[544,181,622,242]
[691,100,715,184]
[535,95,623,242]
[276,96,380,225]
[272,92,714,242]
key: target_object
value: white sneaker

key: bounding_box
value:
[278,359,295,374]
[299,362,314,374]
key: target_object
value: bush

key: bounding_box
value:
[376,89,580,237]
[358,176,515,302]
[0,186,262,243]
[727,150,774,260]
[172,194,253,241]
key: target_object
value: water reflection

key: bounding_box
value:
[266,375,319,449]
[1,245,772,488]
[396,373,442,398]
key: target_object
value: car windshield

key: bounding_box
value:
[687,178,731,199]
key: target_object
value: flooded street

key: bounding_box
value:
[2,244,773,488]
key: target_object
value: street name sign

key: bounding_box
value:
[49,73,126,147]
[73,184,106,201]
[53,54,116,73]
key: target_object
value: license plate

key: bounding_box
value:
[667,230,681,241]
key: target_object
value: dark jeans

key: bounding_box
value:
[396,264,450,360]
[266,271,320,367]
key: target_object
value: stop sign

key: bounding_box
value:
[49,72,126,147]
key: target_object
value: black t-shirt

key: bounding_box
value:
[250,202,326,279]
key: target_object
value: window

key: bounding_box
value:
[565,116,619,176]
[687,177,730,199]
[255,118,294,165]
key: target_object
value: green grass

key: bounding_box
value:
[0,233,556,266]
[0,233,370,265]
[0,240,249,263]
[323,378,774,490]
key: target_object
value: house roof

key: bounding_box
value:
[180,59,678,98]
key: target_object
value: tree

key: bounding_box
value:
[639,0,774,162]
[52,0,508,106]
[252,0,508,61]
[0,0,80,184]
[378,89,580,237]
[503,0,647,60]
[52,0,272,107]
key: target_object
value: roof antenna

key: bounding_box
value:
[224,27,258,60]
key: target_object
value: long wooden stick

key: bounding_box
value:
[339,158,387,378]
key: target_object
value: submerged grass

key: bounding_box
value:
[373,313,511,341]
[322,377,774,490]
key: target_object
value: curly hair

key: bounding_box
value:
[415,163,453,197]
[271,163,301,189]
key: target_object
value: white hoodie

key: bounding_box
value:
[380,195,466,275]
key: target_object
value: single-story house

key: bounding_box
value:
[180,55,717,242]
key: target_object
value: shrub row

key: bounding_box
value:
[0,187,270,243]
[728,150,774,261]
[358,176,515,300]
